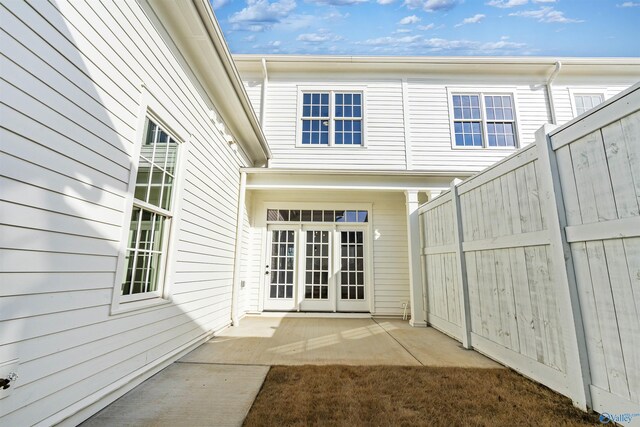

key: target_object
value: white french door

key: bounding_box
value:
[299,227,334,312]
[263,227,297,311]
[336,228,369,312]
[263,224,370,312]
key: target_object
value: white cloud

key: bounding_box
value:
[377,0,395,4]
[509,7,583,23]
[486,0,527,8]
[297,32,343,42]
[399,15,421,24]
[273,13,316,31]
[403,0,459,12]
[229,0,296,24]
[307,0,367,4]
[487,0,555,6]
[618,1,640,6]
[455,13,485,27]
[211,0,230,8]
[418,23,436,30]
[359,34,526,54]
[232,23,267,31]
[361,35,422,46]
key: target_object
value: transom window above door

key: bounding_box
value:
[300,91,363,147]
[267,209,368,223]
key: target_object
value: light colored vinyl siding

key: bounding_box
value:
[407,81,551,173]
[242,75,263,122]
[0,1,245,425]
[244,190,409,315]
[262,78,407,170]
[552,84,630,124]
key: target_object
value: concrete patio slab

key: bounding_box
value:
[81,363,268,427]
[180,316,502,368]
[377,319,501,368]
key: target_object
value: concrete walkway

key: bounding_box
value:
[82,317,500,427]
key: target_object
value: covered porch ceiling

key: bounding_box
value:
[243,168,471,192]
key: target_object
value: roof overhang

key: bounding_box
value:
[145,0,271,166]
[243,168,472,192]
[234,55,640,82]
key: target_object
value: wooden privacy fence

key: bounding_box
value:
[418,83,640,414]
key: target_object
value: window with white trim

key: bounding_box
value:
[121,118,179,299]
[574,94,604,116]
[451,93,518,148]
[300,92,363,146]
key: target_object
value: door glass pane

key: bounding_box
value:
[340,231,365,300]
[269,230,295,299]
[304,230,330,300]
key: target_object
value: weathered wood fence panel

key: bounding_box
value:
[418,83,640,414]
[419,193,461,339]
[549,93,640,415]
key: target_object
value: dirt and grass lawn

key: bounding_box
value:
[244,366,599,426]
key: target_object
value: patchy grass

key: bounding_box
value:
[244,366,598,427]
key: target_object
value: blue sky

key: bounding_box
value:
[211,0,640,56]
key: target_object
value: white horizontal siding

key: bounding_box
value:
[261,78,407,170]
[553,84,630,124]
[244,190,409,315]
[0,1,245,425]
[407,81,550,173]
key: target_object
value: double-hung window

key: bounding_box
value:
[573,93,604,116]
[121,118,179,301]
[300,91,363,146]
[451,93,518,148]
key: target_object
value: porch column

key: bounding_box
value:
[405,190,426,326]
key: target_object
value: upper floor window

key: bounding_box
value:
[451,93,518,149]
[121,119,179,300]
[574,94,604,116]
[300,91,363,146]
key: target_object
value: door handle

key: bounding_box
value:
[265,265,270,275]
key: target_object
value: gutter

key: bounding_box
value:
[234,54,640,67]
[546,61,562,125]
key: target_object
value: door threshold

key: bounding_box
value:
[249,312,372,319]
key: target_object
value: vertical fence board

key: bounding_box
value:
[602,119,640,218]
[572,241,609,390]
[604,239,640,403]
[586,240,630,400]
[509,247,537,360]
[619,112,640,210]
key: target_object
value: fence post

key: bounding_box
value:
[535,124,592,410]
[450,179,472,349]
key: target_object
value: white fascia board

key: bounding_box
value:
[146,0,271,165]
[233,55,640,80]
[244,169,470,192]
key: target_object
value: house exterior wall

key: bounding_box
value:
[0,1,249,424]
[238,63,637,174]
[244,190,410,315]
[244,75,408,170]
